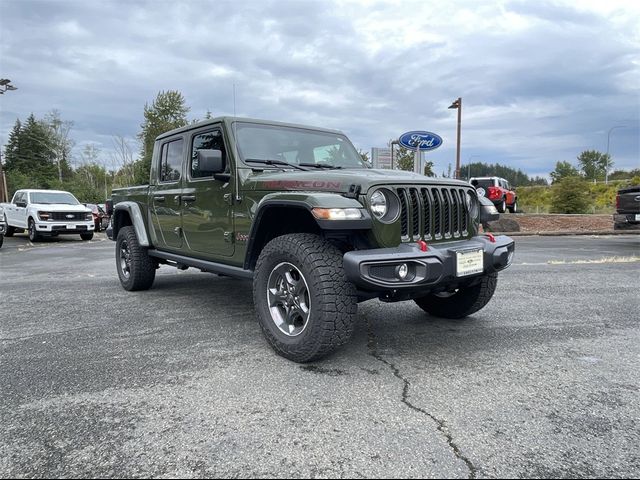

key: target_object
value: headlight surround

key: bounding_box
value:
[466,191,480,219]
[369,188,401,224]
[86,213,94,221]
[38,211,51,221]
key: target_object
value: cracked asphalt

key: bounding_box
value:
[1,233,639,478]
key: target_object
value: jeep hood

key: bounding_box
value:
[245,168,470,193]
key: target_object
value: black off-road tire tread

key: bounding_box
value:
[497,199,506,213]
[253,233,358,363]
[0,235,3,248]
[5,226,15,237]
[414,273,498,319]
[116,226,156,291]
[81,233,94,241]
[508,200,518,214]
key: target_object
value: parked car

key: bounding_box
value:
[84,203,109,232]
[0,205,6,248]
[0,189,94,242]
[470,176,518,213]
[613,185,640,230]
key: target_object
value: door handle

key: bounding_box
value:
[182,195,196,203]
[153,196,165,202]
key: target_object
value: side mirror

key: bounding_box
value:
[105,200,113,216]
[197,149,225,176]
[479,196,500,224]
[16,201,27,208]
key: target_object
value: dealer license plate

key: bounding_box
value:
[456,249,484,277]
[66,224,76,229]
[635,214,640,221]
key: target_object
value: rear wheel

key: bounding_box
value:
[496,199,506,213]
[414,273,498,319]
[28,219,41,242]
[116,226,156,291]
[253,233,358,363]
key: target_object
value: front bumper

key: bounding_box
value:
[343,235,515,292]
[35,221,95,234]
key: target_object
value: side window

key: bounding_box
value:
[14,192,25,205]
[191,129,226,178]
[160,138,184,183]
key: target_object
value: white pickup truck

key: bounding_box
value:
[1,189,95,242]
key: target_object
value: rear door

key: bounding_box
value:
[150,137,185,249]
[7,191,27,228]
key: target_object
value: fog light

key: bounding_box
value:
[396,263,409,280]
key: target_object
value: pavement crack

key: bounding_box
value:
[365,315,478,479]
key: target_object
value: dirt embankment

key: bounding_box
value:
[513,214,614,233]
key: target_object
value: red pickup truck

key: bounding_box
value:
[470,177,517,213]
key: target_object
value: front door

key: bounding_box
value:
[151,137,184,249]
[181,127,235,258]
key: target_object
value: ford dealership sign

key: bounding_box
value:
[398,131,443,151]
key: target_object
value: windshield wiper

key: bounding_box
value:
[299,163,343,170]
[244,158,309,171]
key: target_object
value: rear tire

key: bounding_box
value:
[81,232,94,241]
[497,199,506,213]
[253,233,358,363]
[414,273,498,319]
[116,226,156,291]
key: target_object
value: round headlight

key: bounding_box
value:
[370,189,388,218]
[466,191,479,218]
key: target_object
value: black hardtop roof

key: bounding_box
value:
[156,117,345,142]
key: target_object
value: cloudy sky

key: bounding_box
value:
[1,0,638,178]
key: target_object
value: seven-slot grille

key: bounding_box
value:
[49,212,88,221]
[395,186,471,242]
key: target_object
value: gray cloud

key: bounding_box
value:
[1,0,638,180]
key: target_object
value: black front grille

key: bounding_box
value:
[396,186,471,242]
[50,212,88,221]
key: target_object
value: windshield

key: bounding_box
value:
[235,123,368,169]
[30,192,81,205]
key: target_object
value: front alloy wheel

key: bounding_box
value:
[267,262,311,337]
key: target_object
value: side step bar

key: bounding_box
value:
[148,250,254,280]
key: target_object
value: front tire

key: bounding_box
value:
[253,233,358,363]
[116,226,156,291]
[28,219,41,242]
[508,200,518,213]
[414,273,498,319]
[0,234,3,248]
[81,232,94,241]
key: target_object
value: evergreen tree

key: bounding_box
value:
[136,90,190,184]
[3,119,23,171]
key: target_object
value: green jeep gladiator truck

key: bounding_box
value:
[107,117,514,362]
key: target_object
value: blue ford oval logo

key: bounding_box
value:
[398,131,443,151]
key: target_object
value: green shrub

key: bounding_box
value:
[550,177,590,214]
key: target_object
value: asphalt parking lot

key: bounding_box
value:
[1,233,639,478]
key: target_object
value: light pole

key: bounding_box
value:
[0,79,17,95]
[605,125,626,184]
[448,97,462,179]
